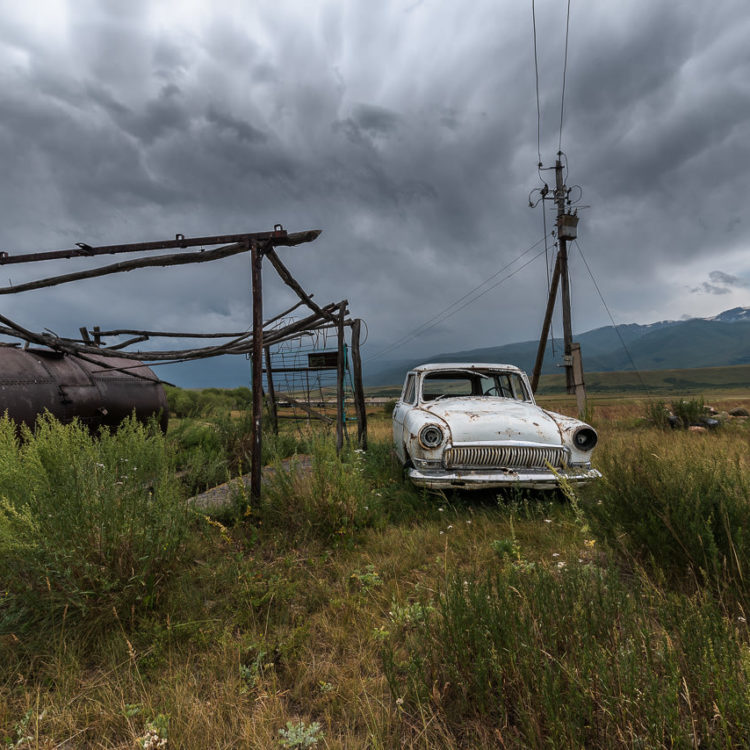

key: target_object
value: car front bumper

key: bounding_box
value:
[406,466,602,491]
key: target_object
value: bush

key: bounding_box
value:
[582,433,750,604]
[259,438,375,545]
[0,414,190,633]
[644,400,671,429]
[671,397,705,429]
[165,385,255,419]
[384,563,750,746]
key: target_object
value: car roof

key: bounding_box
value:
[411,362,525,375]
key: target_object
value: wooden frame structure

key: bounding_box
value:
[0,227,368,500]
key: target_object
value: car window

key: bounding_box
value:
[481,372,529,401]
[418,369,531,402]
[421,373,476,400]
[509,373,529,401]
[402,374,416,404]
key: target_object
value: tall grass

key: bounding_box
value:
[582,431,750,605]
[384,562,750,747]
[0,414,190,634]
[170,413,310,495]
[260,438,377,545]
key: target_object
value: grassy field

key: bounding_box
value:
[367,363,750,399]
[2,389,750,748]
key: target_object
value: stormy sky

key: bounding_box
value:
[1,0,749,384]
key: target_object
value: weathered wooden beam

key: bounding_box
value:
[0,228,321,265]
[264,248,339,324]
[351,318,368,451]
[336,301,347,453]
[264,345,278,435]
[0,242,246,295]
[250,242,264,504]
[281,395,334,424]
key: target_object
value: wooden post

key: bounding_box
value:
[351,319,368,450]
[336,301,347,454]
[530,252,562,393]
[250,242,264,502]
[571,343,587,418]
[264,345,278,434]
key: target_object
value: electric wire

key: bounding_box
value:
[531,0,542,166]
[574,239,653,395]
[558,0,571,152]
[366,236,547,360]
[366,237,551,362]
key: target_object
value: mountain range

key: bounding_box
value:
[363,307,750,386]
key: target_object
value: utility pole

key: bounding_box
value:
[530,153,587,416]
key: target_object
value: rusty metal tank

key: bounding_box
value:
[0,346,168,432]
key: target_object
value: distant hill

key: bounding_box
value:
[364,307,750,386]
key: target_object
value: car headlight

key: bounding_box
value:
[419,424,444,449]
[573,426,598,451]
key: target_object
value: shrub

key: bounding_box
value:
[259,438,375,545]
[582,433,750,604]
[671,397,705,429]
[0,414,190,633]
[384,563,750,746]
[165,385,254,419]
[644,400,671,430]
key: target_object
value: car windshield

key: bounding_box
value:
[420,369,529,402]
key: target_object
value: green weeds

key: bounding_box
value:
[583,432,750,606]
[0,414,189,634]
[3,398,750,747]
[385,563,750,746]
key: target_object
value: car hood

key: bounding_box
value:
[420,397,563,445]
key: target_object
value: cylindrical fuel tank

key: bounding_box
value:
[0,346,168,432]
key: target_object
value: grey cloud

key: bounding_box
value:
[205,107,267,144]
[709,271,748,288]
[1,1,749,369]
[692,283,731,295]
[691,271,749,295]
[352,103,400,136]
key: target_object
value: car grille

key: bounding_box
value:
[443,445,566,470]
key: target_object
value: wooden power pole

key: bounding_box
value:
[530,154,587,416]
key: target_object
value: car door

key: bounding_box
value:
[392,372,417,463]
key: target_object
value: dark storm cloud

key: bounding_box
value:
[0,0,748,377]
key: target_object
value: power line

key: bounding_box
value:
[366,236,552,362]
[574,239,653,395]
[558,0,571,152]
[531,0,542,166]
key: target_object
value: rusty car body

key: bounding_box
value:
[392,362,600,490]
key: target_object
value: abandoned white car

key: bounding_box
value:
[392,363,601,490]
